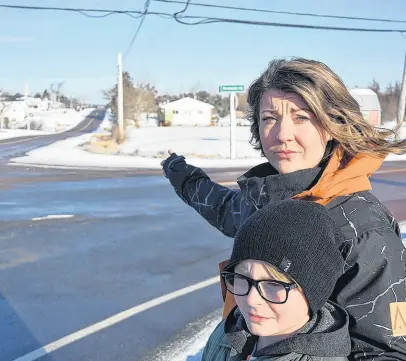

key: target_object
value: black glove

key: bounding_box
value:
[161,152,186,178]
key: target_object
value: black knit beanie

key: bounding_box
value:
[224,199,345,316]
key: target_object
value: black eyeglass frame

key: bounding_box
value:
[220,271,298,304]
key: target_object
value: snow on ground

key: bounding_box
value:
[28,108,94,132]
[98,109,114,132]
[8,121,406,169]
[9,126,265,169]
[119,126,259,159]
[31,214,74,221]
[0,109,94,140]
[142,309,221,361]
[0,129,54,140]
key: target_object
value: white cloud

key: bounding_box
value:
[0,36,33,43]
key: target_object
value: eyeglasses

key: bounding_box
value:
[221,271,297,304]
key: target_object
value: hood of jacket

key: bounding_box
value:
[237,145,384,206]
[223,302,351,359]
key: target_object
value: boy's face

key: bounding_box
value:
[234,260,310,338]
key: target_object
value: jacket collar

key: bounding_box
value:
[237,146,384,207]
[236,164,323,206]
[223,303,351,359]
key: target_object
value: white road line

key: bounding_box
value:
[13,276,220,361]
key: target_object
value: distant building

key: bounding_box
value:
[161,97,214,126]
[0,101,26,126]
[349,88,381,126]
[26,97,50,111]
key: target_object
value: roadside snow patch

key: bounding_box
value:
[32,214,74,221]
[142,309,221,361]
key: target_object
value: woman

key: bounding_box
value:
[202,199,351,361]
[162,58,406,360]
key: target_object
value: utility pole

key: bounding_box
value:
[219,84,244,159]
[229,92,236,159]
[117,53,124,143]
[25,83,30,130]
[398,52,406,132]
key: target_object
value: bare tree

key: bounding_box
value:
[236,92,248,113]
[104,72,157,128]
[369,80,403,123]
[50,82,65,103]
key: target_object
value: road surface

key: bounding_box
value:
[0,109,104,160]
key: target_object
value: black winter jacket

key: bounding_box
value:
[164,154,406,361]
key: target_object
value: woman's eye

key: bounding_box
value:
[262,116,277,123]
[295,116,310,122]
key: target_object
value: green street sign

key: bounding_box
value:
[219,85,244,92]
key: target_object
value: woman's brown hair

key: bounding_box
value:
[247,57,406,159]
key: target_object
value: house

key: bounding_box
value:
[349,88,381,126]
[26,97,50,111]
[161,97,214,126]
[0,101,26,127]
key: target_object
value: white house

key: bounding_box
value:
[26,97,50,111]
[0,101,26,127]
[161,97,214,126]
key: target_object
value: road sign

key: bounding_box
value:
[219,85,244,92]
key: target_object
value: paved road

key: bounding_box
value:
[0,126,405,360]
[0,175,232,361]
[0,109,104,160]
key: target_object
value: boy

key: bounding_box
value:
[202,200,350,361]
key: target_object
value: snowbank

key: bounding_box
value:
[119,126,259,159]
[0,129,54,140]
[142,309,221,361]
[97,108,114,132]
[8,123,406,169]
[9,132,264,169]
[28,108,94,132]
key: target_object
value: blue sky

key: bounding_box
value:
[1,0,406,103]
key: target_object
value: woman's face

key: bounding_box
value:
[259,90,332,174]
[234,260,309,338]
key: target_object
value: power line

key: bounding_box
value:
[172,0,213,25]
[173,0,206,25]
[154,0,406,25]
[1,3,406,33]
[123,0,151,59]
[0,4,159,20]
[191,16,406,33]
[77,11,117,18]
[174,0,191,18]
